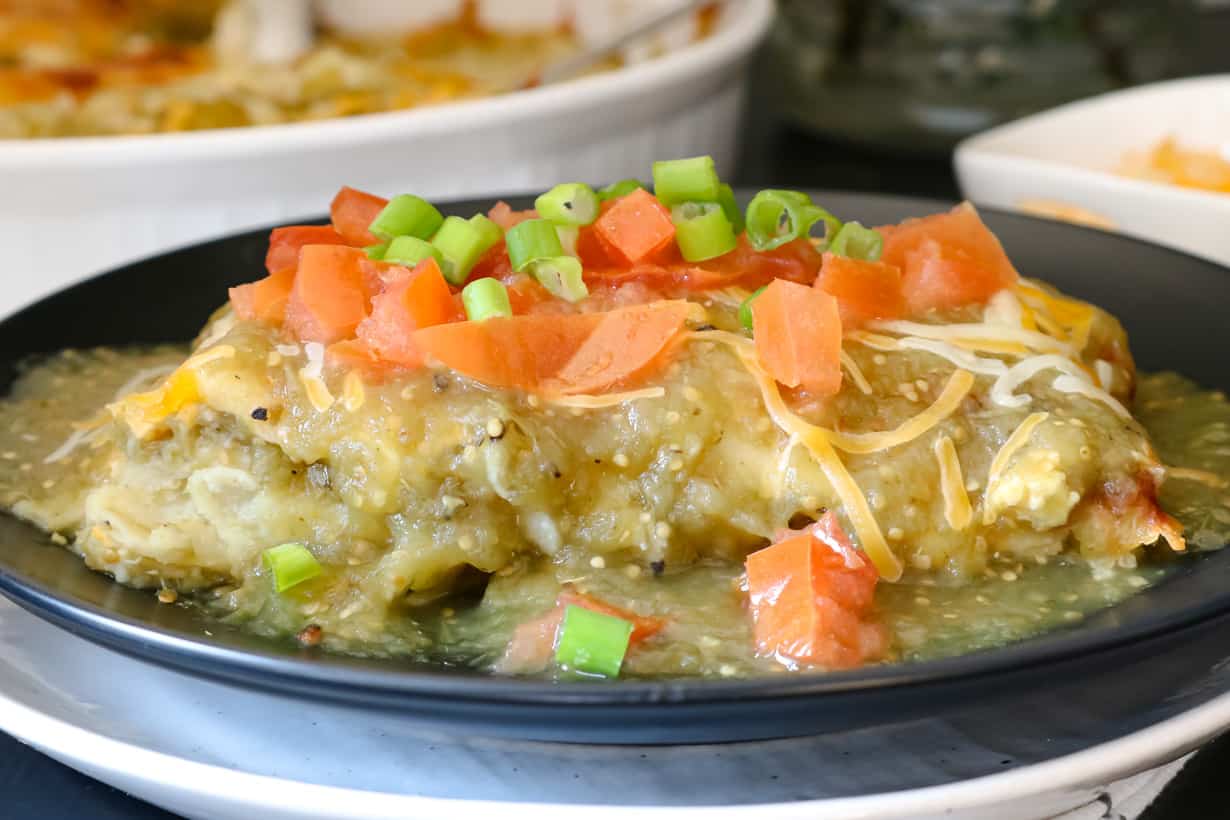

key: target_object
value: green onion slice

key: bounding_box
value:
[738,285,767,330]
[432,215,500,285]
[530,256,588,303]
[368,194,444,241]
[462,278,513,321]
[671,202,737,262]
[384,235,442,267]
[535,183,600,227]
[505,219,565,272]
[469,213,505,250]
[364,241,389,260]
[745,189,841,252]
[653,156,721,206]
[555,225,580,258]
[827,221,884,261]
[716,183,744,234]
[554,605,634,678]
[262,543,322,593]
[596,178,646,202]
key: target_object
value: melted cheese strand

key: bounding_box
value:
[840,350,874,395]
[545,386,666,409]
[846,331,902,351]
[870,319,1074,357]
[896,337,1008,378]
[1166,467,1229,489]
[829,369,975,454]
[702,331,901,581]
[43,416,107,465]
[934,434,973,530]
[990,354,1091,409]
[982,412,1049,525]
[1051,374,1132,420]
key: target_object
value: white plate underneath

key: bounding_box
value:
[1,595,1226,820]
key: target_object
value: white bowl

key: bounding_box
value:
[955,74,1230,267]
[0,0,773,312]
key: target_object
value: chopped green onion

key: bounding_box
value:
[671,202,737,262]
[432,215,500,285]
[505,219,565,271]
[262,543,321,593]
[827,221,884,261]
[716,183,744,234]
[738,285,767,330]
[364,241,389,260]
[368,194,444,241]
[744,189,841,252]
[535,183,600,227]
[384,235,442,267]
[555,225,580,258]
[554,604,633,678]
[652,156,721,206]
[597,178,646,201]
[530,256,588,302]
[461,278,512,321]
[469,213,505,250]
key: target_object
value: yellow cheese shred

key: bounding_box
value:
[933,435,973,531]
[702,331,902,581]
[545,386,666,409]
[829,369,975,454]
[1166,467,1228,489]
[982,411,1050,525]
[840,350,873,395]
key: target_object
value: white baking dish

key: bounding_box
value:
[0,0,773,312]
[955,74,1230,267]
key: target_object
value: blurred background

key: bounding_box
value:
[1,0,1228,307]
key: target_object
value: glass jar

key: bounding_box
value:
[765,0,1196,154]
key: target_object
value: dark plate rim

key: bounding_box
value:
[0,189,1227,708]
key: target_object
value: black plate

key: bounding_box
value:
[1,192,1228,745]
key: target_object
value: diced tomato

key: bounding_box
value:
[467,242,515,284]
[325,338,399,381]
[585,235,821,294]
[412,300,693,395]
[266,225,348,274]
[228,265,295,325]
[751,279,843,396]
[593,188,676,265]
[814,252,906,328]
[488,201,539,230]
[355,258,458,367]
[878,202,1019,315]
[495,587,665,675]
[284,245,373,344]
[746,511,886,670]
[330,186,387,246]
[505,273,554,315]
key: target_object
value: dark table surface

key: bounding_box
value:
[7,26,1230,818]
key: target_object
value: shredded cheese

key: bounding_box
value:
[990,354,1090,409]
[182,344,235,371]
[845,331,903,352]
[703,331,902,581]
[1094,360,1115,391]
[43,417,106,465]
[896,337,1007,378]
[840,350,873,395]
[1166,467,1228,489]
[982,412,1049,525]
[933,435,973,530]
[1051,374,1132,420]
[195,311,237,350]
[110,364,179,402]
[544,386,666,409]
[298,342,334,412]
[870,318,1074,357]
[342,370,366,412]
[829,369,975,454]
